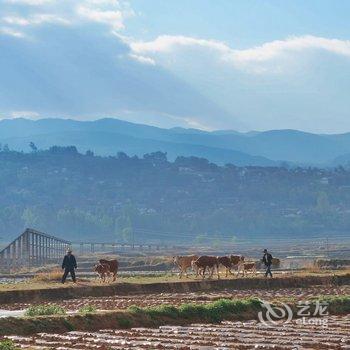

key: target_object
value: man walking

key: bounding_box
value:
[262,248,273,278]
[61,248,77,283]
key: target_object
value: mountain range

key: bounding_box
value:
[1,118,350,166]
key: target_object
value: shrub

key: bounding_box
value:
[133,298,263,323]
[78,305,97,315]
[25,304,66,317]
[128,305,142,314]
[144,304,179,319]
[0,339,18,350]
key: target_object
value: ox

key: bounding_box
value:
[94,263,110,283]
[242,262,257,276]
[217,255,245,277]
[99,259,118,281]
[193,256,220,279]
[173,255,199,278]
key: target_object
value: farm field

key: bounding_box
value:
[1,268,349,292]
[1,285,350,312]
[5,315,350,349]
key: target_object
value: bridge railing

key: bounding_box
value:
[0,228,71,271]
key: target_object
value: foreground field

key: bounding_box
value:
[2,285,350,312]
[1,273,349,349]
[5,315,350,349]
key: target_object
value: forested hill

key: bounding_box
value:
[4,118,350,166]
[1,145,350,243]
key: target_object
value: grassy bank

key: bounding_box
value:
[0,296,349,336]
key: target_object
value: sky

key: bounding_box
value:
[0,0,350,132]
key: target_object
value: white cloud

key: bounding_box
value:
[2,14,70,26]
[4,0,54,5]
[10,111,41,118]
[76,1,134,31]
[0,26,26,37]
[130,35,229,54]
[1,0,134,36]
[128,34,350,73]
[77,5,125,29]
[129,53,155,65]
[230,35,350,62]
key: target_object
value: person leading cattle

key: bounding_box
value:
[61,248,77,284]
[262,249,273,278]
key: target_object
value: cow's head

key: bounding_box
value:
[230,255,245,264]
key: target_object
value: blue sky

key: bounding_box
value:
[0,0,350,132]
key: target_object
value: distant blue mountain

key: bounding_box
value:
[0,118,275,166]
[1,118,350,166]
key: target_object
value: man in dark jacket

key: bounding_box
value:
[262,249,273,278]
[61,248,77,283]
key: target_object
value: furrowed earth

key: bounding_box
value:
[4,316,350,350]
[0,272,349,349]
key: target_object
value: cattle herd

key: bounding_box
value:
[93,255,280,282]
[175,255,258,279]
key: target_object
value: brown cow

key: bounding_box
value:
[217,256,232,277]
[242,262,257,276]
[173,255,199,278]
[193,256,220,279]
[93,263,110,283]
[99,259,118,281]
[217,255,245,277]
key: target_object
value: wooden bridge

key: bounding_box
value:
[0,228,176,271]
[73,241,171,255]
[0,228,71,270]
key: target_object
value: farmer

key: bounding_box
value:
[262,248,273,278]
[61,248,77,283]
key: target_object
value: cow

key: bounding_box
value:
[173,255,199,278]
[242,262,257,276]
[99,259,118,281]
[193,256,220,279]
[93,263,111,283]
[217,255,245,277]
[230,255,245,275]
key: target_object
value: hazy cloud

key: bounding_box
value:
[3,14,70,26]
[129,53,155,65]
[129,34,350,73]
[0,26,26,37]
[3,0,55,5]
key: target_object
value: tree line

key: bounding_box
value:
[1,144,350,243]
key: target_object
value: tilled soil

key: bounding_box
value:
[2,285,349,311]
[5,315,350,349]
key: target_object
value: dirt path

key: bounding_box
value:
[1,273,349,305]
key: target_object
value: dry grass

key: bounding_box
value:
[32,269,63,283]
[0,269,349,293]
[303,261,322,274]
